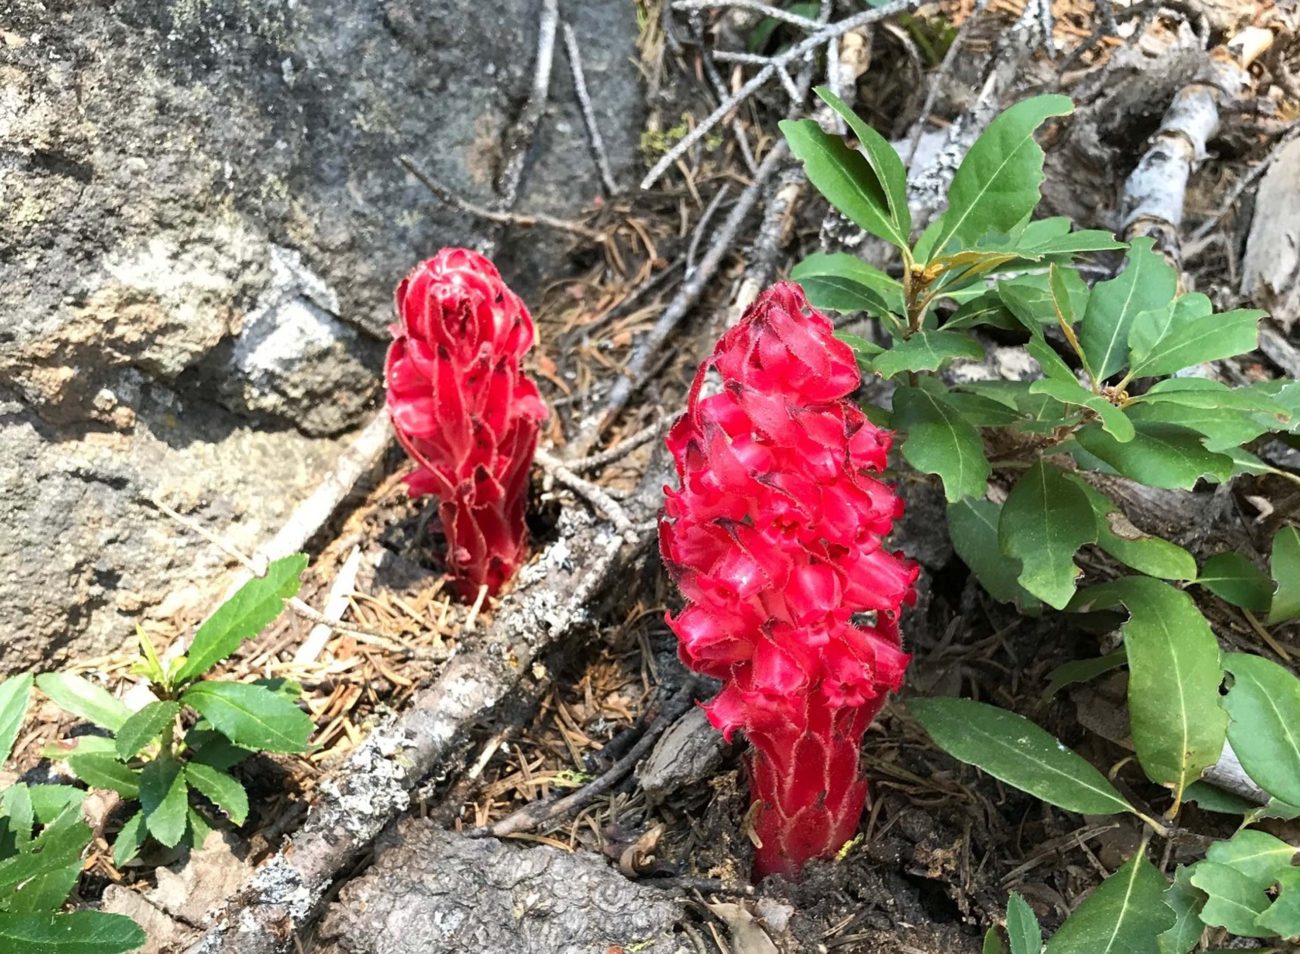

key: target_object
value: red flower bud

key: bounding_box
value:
[659,282,917,879]
[385,249,547,600]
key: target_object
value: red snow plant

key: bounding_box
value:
[386,248,547,600]
[659,282,917,880]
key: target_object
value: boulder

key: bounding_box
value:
[0,0,643,669]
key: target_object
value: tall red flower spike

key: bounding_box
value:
[659,281,918,880]
[385,248,547,601]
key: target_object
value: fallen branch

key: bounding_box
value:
[561,22,619,196]
[188,499,661,953]
[496,0,559,214]
[1121,55,1249,261]
[292,545,363,666]
[481,677,704,838]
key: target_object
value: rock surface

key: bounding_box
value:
[1241,138,1300,332]
[0,0,643,669]
[317,820,683,954]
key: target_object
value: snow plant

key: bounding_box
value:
[659,282,918,879]
[386,248,548,600]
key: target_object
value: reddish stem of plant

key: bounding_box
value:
[385,248,547,600]
[659,282,917,880]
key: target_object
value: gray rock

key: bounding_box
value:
[317,821,683,954]
[0,0,643,667]
[1241,138,1300,332]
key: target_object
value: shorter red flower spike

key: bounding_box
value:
[659,281,918,880]
[385,249,547,600]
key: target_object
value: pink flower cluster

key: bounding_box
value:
[386,248,547,600]
[659,282,917,879]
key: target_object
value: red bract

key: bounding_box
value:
[659,281,917,880]
[385,248,547,600]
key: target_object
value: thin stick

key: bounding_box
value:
[398,155,603,240]
[642,0,921,189]
[293,545,363,665]
[906,0,990,164]
[497,0,559,212]
[563,418,671,474]
[561,22,618,195]
[671,0,821,29]
[482,679,703,838]
[535,447,637,534]
[595,141,789,445]
[701,52,759,174]
[686,183,733,274]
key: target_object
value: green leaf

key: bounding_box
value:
[747,1,820,51]
[909,697,1133,815]
[182,681,313,753]
[928,95,1074,254]
[1043,651,1127,698]
[1078,238,1177,380]
[792,253,905,320]
[25,787,83,827]
[998,269,1090,332]
[1010,222,1125,258]
[1129,301,1265,379]
[1137,378,1293,419]
[836,332,884,366]
[138,759,188,849]
[1025,337,1079,386]
[872,330,984,379]
[1197,552,1273,612]
[1158,865,1206,954]
[1268,526,1300,625]
[999,463,1097,609]
[945,292,1019,331]
[1074,422,1234,489]
[984,927,1006,954]
[1205,828,1297,890]
[173,553,306,685]
[1086,577,1226,799]
[1182,781,1256,815]
[184,728,253,772]
[0,912,146,954]
[947,499,1041,611]
[1257,867,1300,938]
[1126,401,1270,452]
[813,87,911,241]
[892,385,991,502]
[781,117,909,249]
[111,811,147,868]
[114,701,179,761]
[40,736,116,761]
[0,675,33,768]
[184,763,249,826]
[1223,653,1300,806]
[1190,862,1273,938]
[1028,378,1134,442]
[0,805,91,914]
[1006,894,1042,954]
[65,754,140,798]
[940,389,1024,428]
[35,674,130,733]
[1046,851,1175,953]
[1065,477,1196,580]
[0,784,33,853]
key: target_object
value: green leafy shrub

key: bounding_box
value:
[0,675,145,953]
[785,88,1300,949]
[35,554,312,868]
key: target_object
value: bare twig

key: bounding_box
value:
[562,418,671,474]
[496,0,559,213]
[906,0,990,164]
[562,22,618,195]
[593,141,790,446]
[686,183,733,274]
[671,0,820,29]
[293,545,363,665]
[701,51,759,174]
[481,678,704,838]
[642,0,921,189]
[535,447,636,535]
[398,155,604,240]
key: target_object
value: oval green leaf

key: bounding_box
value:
[1223,652,1300,806]
[0,912,147,954]
[0,675,33,768]
[35,674,130,733]
[909,697,1133,815]
[181,681,313,754]
[999,462,1098,609]
[1046,851,1175,953]
[1268,526,1300,625]
[1196,552,1273,613]
[115,701,180,761]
